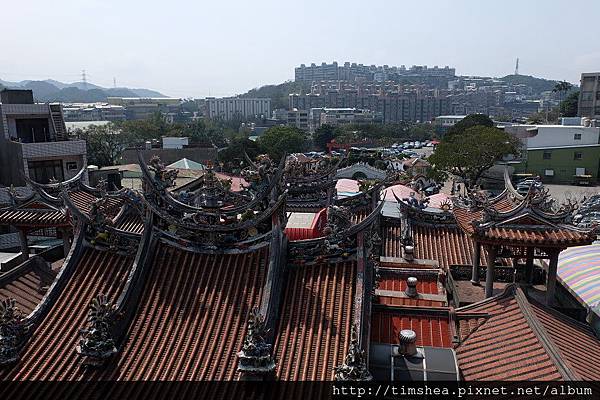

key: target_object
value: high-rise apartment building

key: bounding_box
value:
[205,97,271,121]
[294,61,455,84]
[578,72,600,119]
[289,91,449,123]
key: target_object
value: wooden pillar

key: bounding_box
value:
[524,247,534,286]
[470,241,481,284]
[546,249,560,306]
[485,245,497,298]
[17,228,29,260]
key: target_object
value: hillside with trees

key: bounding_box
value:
[239,81,311,109]
[499,74,577,95]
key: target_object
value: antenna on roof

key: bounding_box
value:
[81,69,88,90]
[514,58,519,76]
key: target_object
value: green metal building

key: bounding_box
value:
[514,144,600,184]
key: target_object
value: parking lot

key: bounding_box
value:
[543,184,600,203]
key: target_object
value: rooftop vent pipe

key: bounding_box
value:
[403,245,414,261]
[405,277,418,298]
[398,329,418,357]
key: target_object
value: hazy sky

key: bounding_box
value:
[1,0,599,98]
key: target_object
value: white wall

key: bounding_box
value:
[523,126,600,148]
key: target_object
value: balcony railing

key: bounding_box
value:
[20,140,86,159]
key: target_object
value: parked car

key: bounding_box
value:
[516,178,543,195]
[424,185,440,195]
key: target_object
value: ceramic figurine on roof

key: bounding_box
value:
[334,326,372,381]
[323,205,353,237]
[237,307,275,374]
[77,294,117,366]
[0,298,22,366]
[242,153,276,191]
[147,155,178,191]
[284,153,345,212]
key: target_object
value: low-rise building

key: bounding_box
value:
[505,121,600,184]
[315,108,383,129]
[434,115,466,134]
[272,108,309,130]
[107,97,181,120]
[0,89,88,186]
[63,103,125,122]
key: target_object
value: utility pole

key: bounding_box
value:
[514,58,519,76]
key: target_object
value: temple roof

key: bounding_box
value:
[455,284,600,381]
[382,222,506,270]
[1,248,134,380]
[371,308,454,348]
[452,171,595,248]
[0,257,56,314]
[83,243,269,381]
[274,260,356,381]
[0,201,68,228]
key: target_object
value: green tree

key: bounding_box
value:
[559,91,579,117]
[553,81,573,103]
[407,123,435,141]
[217,136,261,173]
[446,114,494,137]
[113,112,169,142]
[428,126,521,188]
[314,124,337,151]
[75,123,132,167]
[527,108,560,124]
[257,126,308,160]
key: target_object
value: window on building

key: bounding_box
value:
[28,160,64,184]
[574,133,582,140]
[574,151,583,160]
[543,150,552,160]
[582,92,594,101]
[66,161,78,170]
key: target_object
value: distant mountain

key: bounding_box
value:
[499,74,577,94]
[0,78,167,102]
[128,88,166,97]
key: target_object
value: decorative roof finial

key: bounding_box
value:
[237,307,275,374]
[334,325,372,381]
[77,294,117,366]
[0,298,22,366]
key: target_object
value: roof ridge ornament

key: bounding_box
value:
[0,298,22,366]
[237,307,275,374]
[334,325,373,381]
[148,155,178,191]
[77,294,117,366]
